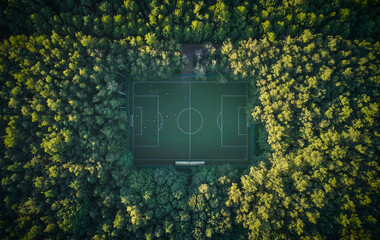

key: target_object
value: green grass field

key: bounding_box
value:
[131,76,252,165]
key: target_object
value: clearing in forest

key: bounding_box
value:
[130,75,253,166]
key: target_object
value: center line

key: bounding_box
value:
[189,82,191,160]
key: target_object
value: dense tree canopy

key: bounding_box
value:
[0,0,379,239]
[1,0,379,43]
[223,32,379,239]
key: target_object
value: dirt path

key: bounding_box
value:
[181,44,203,74]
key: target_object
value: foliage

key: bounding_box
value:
[0,0,379,239]
[1,0,379,43]
[224,31,380,239]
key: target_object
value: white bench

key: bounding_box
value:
[175,161,205,166]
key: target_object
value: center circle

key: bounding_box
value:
[177,108,204,134]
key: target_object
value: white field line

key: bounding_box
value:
[134,95,159,147]
[246,83,248,160]
[133,82,249,161]
[177,108,204,135]
[238,107,247,136]
[158,96,160,147]
[133,81,247,84]
[217,112,222,131]
[135,158,248,161]
[132,82,135,155]
[221,95,247,147]
[189,82,191,160]
[158,112,163,131]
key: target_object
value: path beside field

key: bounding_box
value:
[181,44,202,74]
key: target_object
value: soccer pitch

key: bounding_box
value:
[130,76,252,166]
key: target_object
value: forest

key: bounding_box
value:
[0,0,379,239]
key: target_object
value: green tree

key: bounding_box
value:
[224,31,380,239]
